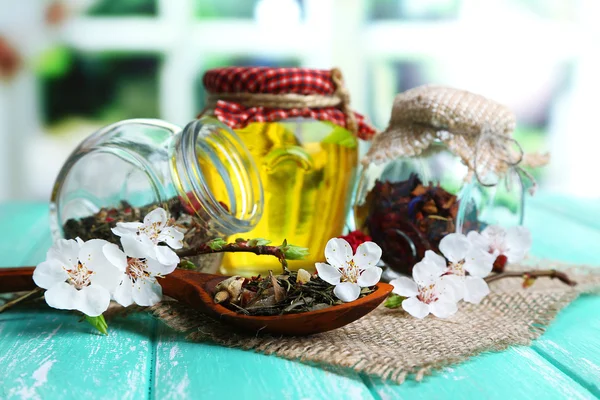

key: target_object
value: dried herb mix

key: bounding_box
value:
[213,269,375,316]
[62,197,221,272]
[361,174,479,274]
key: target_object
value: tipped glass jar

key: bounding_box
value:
[354,142,526,275]
[50,117,263,273]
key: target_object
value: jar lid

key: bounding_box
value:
[201,66,376,140]
[361,85,536,186]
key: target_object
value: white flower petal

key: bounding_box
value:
[47,239,80,269]
[78,239,110,272]
[430,300,458,319]
[113,276,134,307]
[422,250,448,274]
[482,225,507,253]
[158,226,185,249]
[504,226,532,263]
[435,278,461,303]
[324,238,353,269]
[401,297,430,319]
[353,242,382,269]
[77,239,122,291]
[44,282,78,311]
[467,230,490,251]
[390,277,419,297]
[440,274,465,301]
[357,267,382,287]
[33,260,68,289]
[439,233,470,263]
[333,282,361,302]
[482,225,506,241]
[412,255,445,286]
[121,235,156,259]
[102,243,127,271]
[111,222,143,237]
[463,248,495,278]
[76,284,111,317]
[144,207,168,228]
[155,246,180,266]
[132,278,163,306]
[315,262,341,285]
[463,276,490,304]
[146,257,177,276]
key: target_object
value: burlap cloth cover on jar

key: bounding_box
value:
[140,85,598,384]
[363,85,549,186]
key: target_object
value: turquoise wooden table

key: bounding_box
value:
[1,193,599,400]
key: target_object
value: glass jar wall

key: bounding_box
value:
[50,117,263,273]
[218,119,358,276]
[354,143,524,275]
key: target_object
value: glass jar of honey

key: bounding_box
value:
[200,67,376,276]
[355,86,541,276]
[50,117,263,273]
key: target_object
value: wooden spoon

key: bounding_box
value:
[0,267,393,336]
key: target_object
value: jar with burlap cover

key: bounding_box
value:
[199,66,376,277]
[354,85,549,275]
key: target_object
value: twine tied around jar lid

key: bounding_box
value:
[198,67,371,138]
[362,85,550,192]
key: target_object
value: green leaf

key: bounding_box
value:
[279,242,309,260]
[85,314,108,335]
[178,260,197,270]
[384,294,405,309]
[322,126,358,148]
[207,238,227,250]
[248,238,271,247]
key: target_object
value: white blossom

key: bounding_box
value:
[438,233,495,304]
[102,242,177,307]
[315,238,383,302]
[33,238,121,317]
[468,225,532,265]
[391,253,458,319]
[112,207,184,266]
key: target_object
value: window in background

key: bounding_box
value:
[86,0,157,16]
[42,53,161,125]
[194,0,304,21]
[368,0,459,20]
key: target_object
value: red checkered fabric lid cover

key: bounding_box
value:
[202,66,376,140]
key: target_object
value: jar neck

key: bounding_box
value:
[170,117,263,236]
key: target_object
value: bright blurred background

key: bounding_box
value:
[1,0,599,202]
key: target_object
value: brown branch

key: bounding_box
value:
[177,240,289,271]
[484,270,577,286]
[0,287,43,313]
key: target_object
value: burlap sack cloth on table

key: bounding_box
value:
[147,86,596,383]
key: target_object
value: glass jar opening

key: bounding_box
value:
[172,118,264,236]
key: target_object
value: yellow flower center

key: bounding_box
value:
[64,262,94,290]
[340,260,360,284]
[126,258,151,282]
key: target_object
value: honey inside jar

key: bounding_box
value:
[199,120,358,276]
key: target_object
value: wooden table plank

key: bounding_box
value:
[525,195,600,397]
[154,323,376,400]
[533,296,600,397]
[2,195,600,399]
[0,205,155,400]
[0,310,156,400]
[0,203,51,267]
[365,348,595,400]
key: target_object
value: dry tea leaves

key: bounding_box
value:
[214,269,375,316]
[363,174,479,274]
